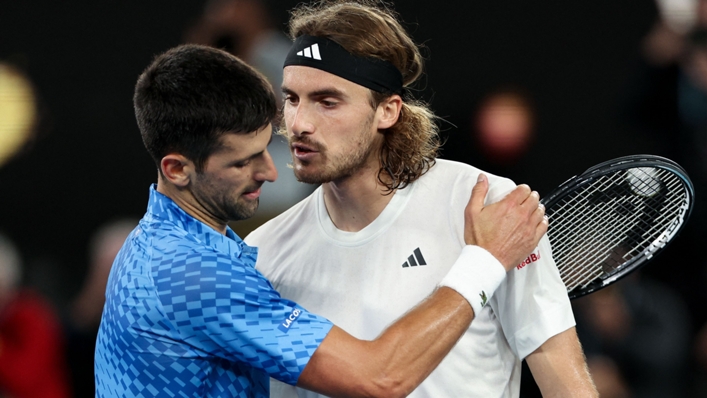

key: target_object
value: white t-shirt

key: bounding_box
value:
[245,159,575,398]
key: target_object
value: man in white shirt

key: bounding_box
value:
[246,1,598,397]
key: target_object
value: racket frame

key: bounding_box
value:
[540,154,694,299]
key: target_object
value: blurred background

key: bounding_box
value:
[0,0,705,397]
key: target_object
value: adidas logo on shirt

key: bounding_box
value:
[402,248,427,268]
[296,43,321,60]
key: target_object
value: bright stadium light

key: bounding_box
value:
[0,62,37,167]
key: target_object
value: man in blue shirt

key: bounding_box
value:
[94,44,548,397]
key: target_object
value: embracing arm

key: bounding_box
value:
[299,287,471,397]
[297,175,548,398]
[526,327,598,398]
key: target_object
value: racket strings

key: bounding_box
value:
[555,171,685,290]
[549,179,639,288]
[555,174,676,289]
[547,167,688,292]
[550,173,641,256]
[622,181,686,257]
[553,194,644,289]
[611,170,685,257]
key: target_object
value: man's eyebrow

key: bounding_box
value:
[282,86,348,99]
[218,131,273,164]
[231,148,265,164]
[310,88,347,98]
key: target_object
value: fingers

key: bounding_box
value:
[505,185,541,219]
[517,186,548,247]
[523,190,540,207]
[535,211,549,242]
[537,205,547,225]
[522,190,540,207]
[529,195,548,241]
[504,184,532,205]
[468,173,489,214]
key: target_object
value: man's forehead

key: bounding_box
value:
[217,124,272,149]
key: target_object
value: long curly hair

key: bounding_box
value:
[287,0,440,192]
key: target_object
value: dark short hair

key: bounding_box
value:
[134,44,277,172]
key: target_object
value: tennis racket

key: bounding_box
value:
[541,155,694,299]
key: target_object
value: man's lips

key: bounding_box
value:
[242,187,262,200]
[291,142,319,160]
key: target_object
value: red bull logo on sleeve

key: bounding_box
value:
[516,249,541,270]
[278,308,303,333]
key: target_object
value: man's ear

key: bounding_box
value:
[377,94,403,130]
[160,154,194,188]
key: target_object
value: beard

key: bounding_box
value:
[220,196,259,222]
[289,113,378,184]
[191,174,261,222]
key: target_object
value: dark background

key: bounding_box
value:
[6,1,707,396]
[0,0,662,305]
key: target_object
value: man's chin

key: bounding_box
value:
[294,166,332,185]
[227,200,259,222]
[294,173,328,185]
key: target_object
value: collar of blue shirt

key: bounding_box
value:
[143,184,258,264]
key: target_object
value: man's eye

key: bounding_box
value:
[234,160,251,168]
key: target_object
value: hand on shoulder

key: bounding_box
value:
[464,174,548,271]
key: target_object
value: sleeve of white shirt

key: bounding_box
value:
[490,234,576,359]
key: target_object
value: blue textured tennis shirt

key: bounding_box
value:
[95,185,333,397]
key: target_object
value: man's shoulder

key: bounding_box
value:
[427,159,514,184]
[123,219,223,272]
[425,159,517,202]
[139,219,200,251]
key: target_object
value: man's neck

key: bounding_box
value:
[156,179,228,235]
[321,164,395,233]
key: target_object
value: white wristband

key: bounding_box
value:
[438,245,507,316]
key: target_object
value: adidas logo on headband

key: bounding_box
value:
[296,43,321,60]
[285,36,403,94]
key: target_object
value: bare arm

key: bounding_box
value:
[299,287,471,397]
[297,175,548,397]
[526,327,599,398]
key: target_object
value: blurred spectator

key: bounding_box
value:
[449,87,540,191]
[184,0,315,228]
[0,233,70,398]
[65,219,136,398]
[586,356,631,398]
[184,0,291,101]
[573,275,691,398]
[474,88,535,166]
[694,322,707,396]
